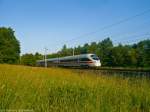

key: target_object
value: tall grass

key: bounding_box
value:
[0,64,150,112]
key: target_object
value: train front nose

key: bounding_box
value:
[95,60,101,67]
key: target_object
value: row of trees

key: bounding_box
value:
[21,53,42,66]
[21,38,150,67]
[47,38,150,67]
[0,27,149,67]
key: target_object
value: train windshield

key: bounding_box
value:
[91,55,99,60]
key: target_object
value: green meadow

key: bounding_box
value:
[0,64,150,112]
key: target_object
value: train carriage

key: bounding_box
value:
[37,54,101,67]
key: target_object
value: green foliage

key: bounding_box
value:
[0,27,20,64]
[97,38,113,66]
[136,40,150,67]
[47,38,150,67]
[21,52,42,66]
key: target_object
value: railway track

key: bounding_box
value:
[68,67,150,77]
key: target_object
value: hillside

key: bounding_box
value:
[0,64,150,112]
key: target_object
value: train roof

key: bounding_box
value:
[37,53,96,62]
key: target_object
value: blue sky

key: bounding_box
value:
[0,0,150,54]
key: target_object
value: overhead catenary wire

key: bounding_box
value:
[114,32,150,44]
[58,8,150,46]
[84,20,150,44]
[46,8,150,54]
[73,32,150,48]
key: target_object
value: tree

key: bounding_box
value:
[75,45,82,55]
[89,42,97,53]
[136,39,150,67]
[21,53,36,66]
[0,27,20,64]
[111,44,125,66]
[20,52,43,66]
[97,38,113,66]
[60,44,68,56]
[81,43,89,54]
[35,52,43,61]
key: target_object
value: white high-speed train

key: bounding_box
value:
[37,54,101,67]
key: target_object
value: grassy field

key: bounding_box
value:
[0,64,150,112]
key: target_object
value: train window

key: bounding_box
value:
[48,60,53,63]
[80,58,91,61]
[60,58,78,62]
[91,55,99,60]
[60,60,66,62]
[72,59,78,62]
